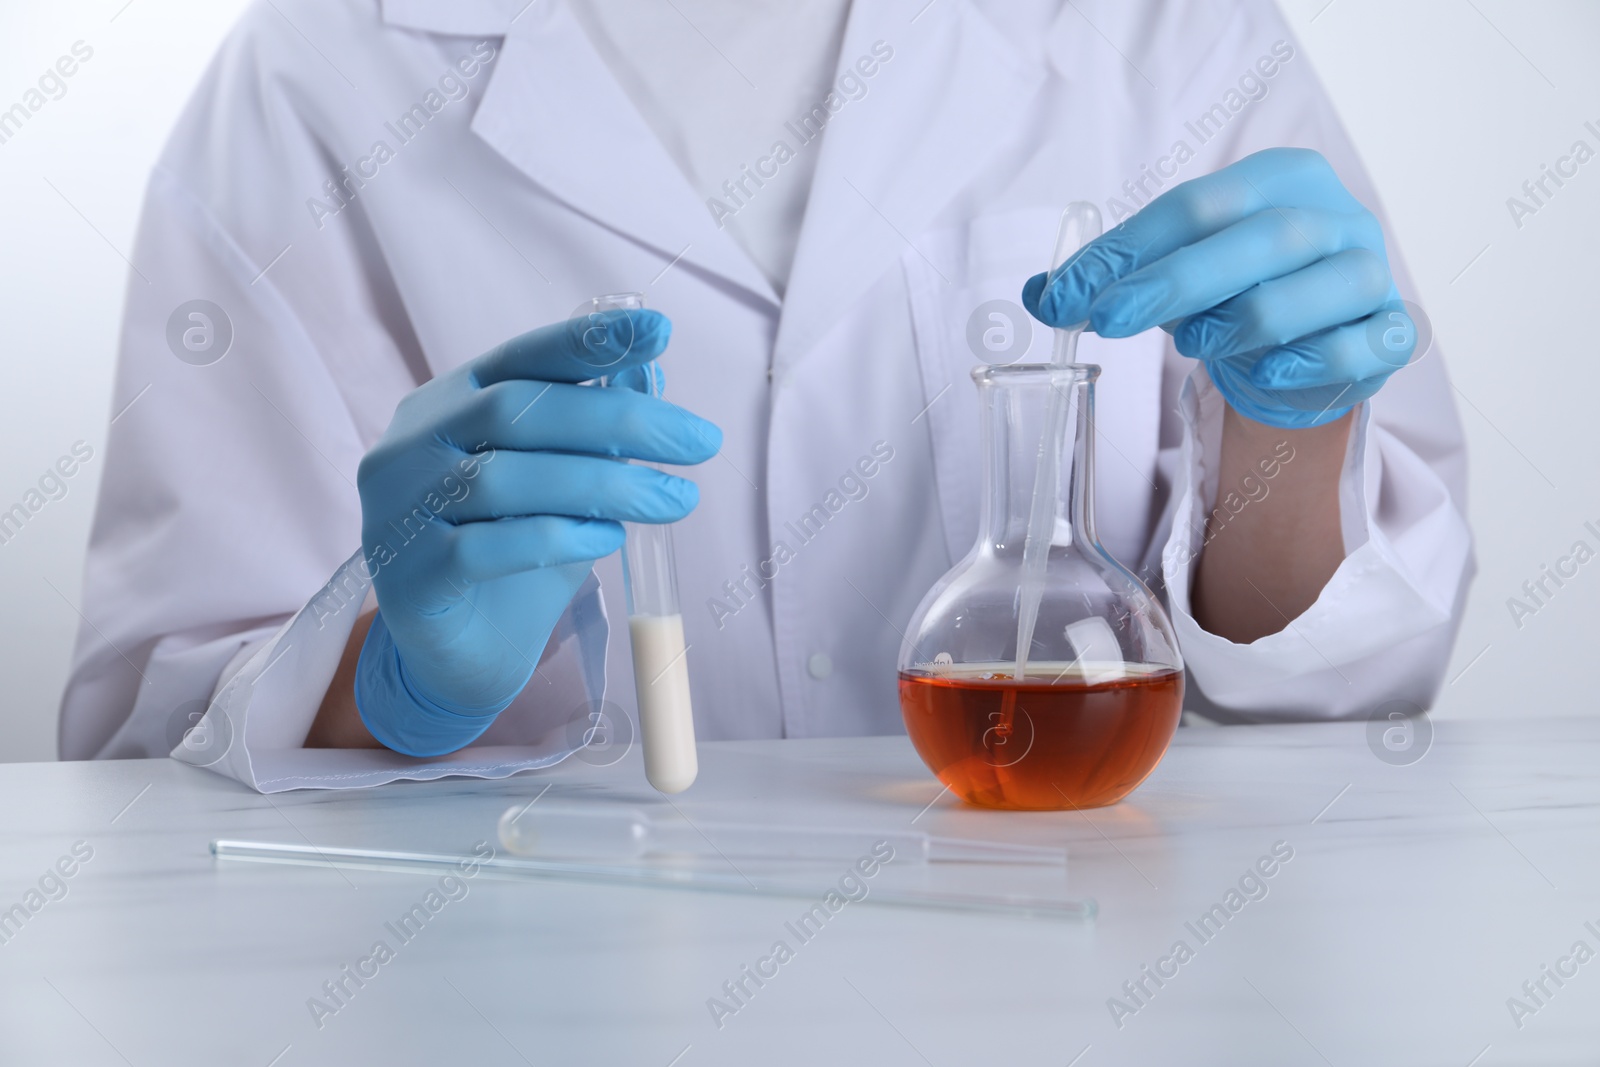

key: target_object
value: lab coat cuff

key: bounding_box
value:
[174,549,607,792]
[353,612,505,757]
[1159,368,1464,716]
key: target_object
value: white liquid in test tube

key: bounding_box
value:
[591,292,698,794]
[624,530,697,794]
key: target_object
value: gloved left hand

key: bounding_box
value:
[1023,147,1417,429]
[351,310,718,757]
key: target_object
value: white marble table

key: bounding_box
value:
[1,719,1598,1066]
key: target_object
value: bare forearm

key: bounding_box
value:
[305,609,383,748]
[1193,405,1354,643]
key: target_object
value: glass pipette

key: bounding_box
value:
[496,803,1067,865]
[210,839,1095,920]
[590,293,698,794]
[1013,202,1102,682]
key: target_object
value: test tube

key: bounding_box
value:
[623,520,697,793]
[588,293,698,794]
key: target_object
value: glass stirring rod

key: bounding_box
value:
[590,293,697,794]
[498,803,1067,866]
[1012,201,1102,684]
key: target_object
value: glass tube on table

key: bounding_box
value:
[497,803,1068,865]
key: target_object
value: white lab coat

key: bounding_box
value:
[61,0,1473,791]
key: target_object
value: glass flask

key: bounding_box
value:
[897,362,1183,810]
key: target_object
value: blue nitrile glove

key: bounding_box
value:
[353,310,721,756]
[1023,148,1417,429]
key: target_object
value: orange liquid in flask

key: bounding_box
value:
[898,666,1183,810]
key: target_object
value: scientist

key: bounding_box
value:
[62,0,1471,791]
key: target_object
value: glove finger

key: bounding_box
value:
[447,380,722,465]
[473,310,671,386]
[1274,373,1389,412]
[1034,147,1356,327]
[1204,354,1363,429]
[1172,250,1393,362]
[1249,313,1412,391]
[605,361,664,396]
[446,516,625,583]
[1089,208,1382,338]
[441,453,697,525]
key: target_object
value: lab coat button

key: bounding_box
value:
[807,653,833,680]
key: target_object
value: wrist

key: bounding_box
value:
[1219,402,1353,485]
[307,609,383,749]
[354,611,511,757]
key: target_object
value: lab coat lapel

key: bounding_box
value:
[772,0,1046,376]
[391,0,777,304]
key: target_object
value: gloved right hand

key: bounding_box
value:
[352,309,720,756]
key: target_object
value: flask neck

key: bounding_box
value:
[974,364,1099,557]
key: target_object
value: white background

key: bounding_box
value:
[0,0,1594,761]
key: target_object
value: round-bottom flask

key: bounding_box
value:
[898,363,1183,810]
